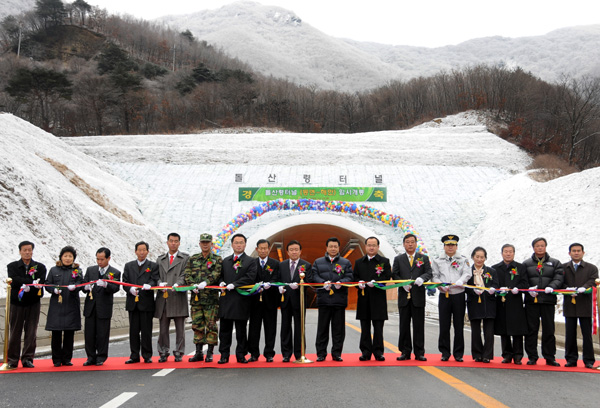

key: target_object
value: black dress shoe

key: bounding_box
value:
[125,358,140,364]
[237,357,248,364]
[248,356,259,362]
[266,357,274,363]
[455,357,463,362]
[546,359,560,367]
[397,354,411,361]
[62,362,73,366]
[526,359,537,365]
[96,362,104,366]
[415,356,427,362]
[585,363,595,369]
[53,363,62,367]
[474,357,483,362]
[83,360,96,366]
[514,360,522,365]
[218,356,229,364]
[316,356,326,362]
[7,363,18,369]
[375,355,385,361]
[482,358,490,363]
[501,358,511,364]
[158,355,168,363]
[282,357,291,362]
[22,360,35,368]
[565,362,577,367]
[144,358,153,364]
[441,356,449,362]
[174,355,182,362]
[359,355,370,361]
[332,356,343,362]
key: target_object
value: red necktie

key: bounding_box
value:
[169,255,174,265]
[234,255,238,262]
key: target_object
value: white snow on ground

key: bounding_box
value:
[0,113,165,296]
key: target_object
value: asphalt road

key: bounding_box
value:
[2,310,599,408]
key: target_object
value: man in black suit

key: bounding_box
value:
[392,233,433,361]
[218,233,258,364]
[6,241,47,369]
[82,247,122,366]
[277,240,312,362]
[354,236,392,361]
[248,239,280,362]
[122,241,159,364]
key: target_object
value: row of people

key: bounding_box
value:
[5,233,598,369]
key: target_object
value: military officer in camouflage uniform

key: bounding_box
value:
[184,233,223,363]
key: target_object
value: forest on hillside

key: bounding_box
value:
[1,0,599,169]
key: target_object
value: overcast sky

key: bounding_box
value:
[89,0,599,48]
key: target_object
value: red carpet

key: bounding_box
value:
[2,354,598,374]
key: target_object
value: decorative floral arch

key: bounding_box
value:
[213,199,427,255]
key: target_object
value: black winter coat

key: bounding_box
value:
[7,259,47,306]
[45,264,84,331]
[523,253,564,305]
[492,261,528,336]
[354,254,392,320]
[311,254,353,308]
[466,265,498,320]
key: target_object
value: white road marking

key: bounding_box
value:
[99,392,137,408]
[153,368,175,377]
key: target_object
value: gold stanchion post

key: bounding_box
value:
[1,278,16,371]
[294,272,313,364]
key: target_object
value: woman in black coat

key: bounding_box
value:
[45,246,84,367]
[466,247,498,363]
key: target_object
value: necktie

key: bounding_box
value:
[234,255,238,262]
[574,263,578,271]
[448,257,452,262]
[290,261,296,280]
[169,255,174,265]
[261,259,265,269]
[99,268,104,276]
[409,255,414,267]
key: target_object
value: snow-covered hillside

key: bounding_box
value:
[159,1,600,91]
[0,114,165,295]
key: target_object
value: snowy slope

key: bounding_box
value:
[0,114,165,295]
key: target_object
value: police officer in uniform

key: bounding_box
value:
[431,235,472,362]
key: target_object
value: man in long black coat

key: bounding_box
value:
[123,241,159,364]
[392,233,432,361]
[354,236,392,361]
[82,247,121,366]
[492,244,528,365]
[218,233,257,364]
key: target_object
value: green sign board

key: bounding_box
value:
[239,187,387,202]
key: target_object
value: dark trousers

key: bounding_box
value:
[438,292,465,359]
[84,310,111,363]
[315,306,345,358]
[219,318,248,359]
[470,318,495,360]
[248,300,278,359]
[359,319,384,358]
[128,310,154,360]
[500,335,524,362]
[565,316,595,365]
[7,303,41,366]
[51,330,75,364]
[398,302,426,357]
[157,311,186,357]
[525,303,555,361]
[280,305,302,360]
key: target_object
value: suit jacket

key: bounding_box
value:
[392,252,432,308]
[277,258,312,310]
[123,259,159,312]
[83,265,122,319]
[218,253,258,320]
[492,261,528,336]
[354,254,392,320]
[7,258,47,306]
[562,260,598,318]
[154,252,190,318]
[254,257,281,309]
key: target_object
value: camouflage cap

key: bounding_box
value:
[199,233,213,242]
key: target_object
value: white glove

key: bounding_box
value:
[474,289,484,295]
[68,285,76,291]
[226,283,235,291]
[84,285,91,291]
[334,282,342,290]
[403,285,411,292]
[199,281,207,289]
[172,283,179,291]
[54,288,61,295]
[21,284,31,292]
[488,287,496,295]
[33,279,42,289]
[289,282,299,290]
[263,282,271,290]
[219,282,226,287]
[414,277,424,286]
[279,286,286,294]
[142,283,151,290]
[577,287,586,293]
[129,287,138,296]
[367,280,375,288]
[529,286,538,297]
[193,288,199,294]
[511,287,519,295]
[499,286,508,293]
[454,280,464,287]
[159,282,167,287]
[439,286,448,293]
[358,280,365,290]
[323,281,331,290]
[97,279,107,288]
[544,287,553,294]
